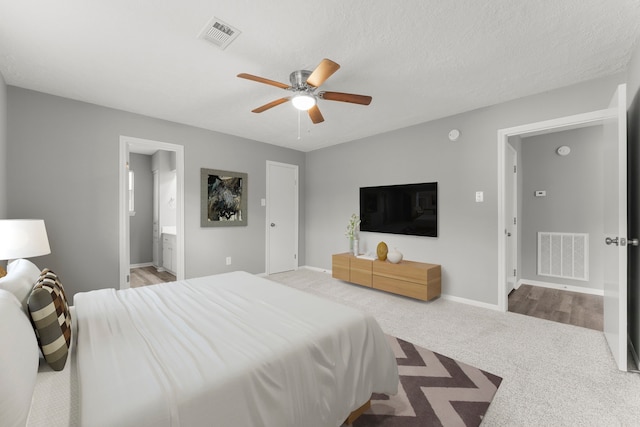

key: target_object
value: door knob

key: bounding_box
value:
[605,237,619,246]
[270,223,276,227]
[629,238,639,247]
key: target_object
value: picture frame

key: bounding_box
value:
[200,168,248,227]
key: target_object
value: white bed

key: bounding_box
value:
[19,270,398,427]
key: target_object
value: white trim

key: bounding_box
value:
[119,136,185,290]
[516,278,604,296]
[300,265,331,274]
[497,108,616,312]
[440,294,502,312]
[119,140,128,289]
[129,262,154,269]
[505,142,518,293]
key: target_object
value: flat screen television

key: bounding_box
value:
[360,182,438,237]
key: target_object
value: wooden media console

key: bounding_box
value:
[331,253,441,301]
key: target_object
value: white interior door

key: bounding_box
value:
[266,161,298,274]
[603,83,628,371]
[505,143,518,293]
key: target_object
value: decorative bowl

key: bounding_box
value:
[387,249,403,264]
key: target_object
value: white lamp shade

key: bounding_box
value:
[291,93,316,111]
[0,219,51,260]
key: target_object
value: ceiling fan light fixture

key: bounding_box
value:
[291,93,316,111]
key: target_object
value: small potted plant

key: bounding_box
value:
[345,213,361,255]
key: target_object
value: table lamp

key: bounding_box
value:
[0,219,51,277]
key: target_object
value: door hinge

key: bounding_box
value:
[513,269,517,276]
[513,217,517,225]
[126,274,130,283]
[294,254,297,259]
[513,165,517,173]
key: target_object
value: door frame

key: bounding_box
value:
[265,160,299,275]
[119,136,185,288]
[505,142,518,293]
[497,108,616,312]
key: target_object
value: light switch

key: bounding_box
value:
[475,191,484,202]
[535,190,546,197]
[261,198,266,206]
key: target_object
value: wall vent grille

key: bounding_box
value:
[198,17,241,50]
[537,232,589,281]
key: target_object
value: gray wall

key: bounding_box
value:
[129,153,153,265]
[0,71,6,219]
[305,74,624,305]
[520,127,604,291]
[7,87,306,300]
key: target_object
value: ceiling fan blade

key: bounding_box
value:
[320,91,372,106]
[251,97,291,113]
[237,73,290,89]
[306,59,340,88]
[308,105,324,124]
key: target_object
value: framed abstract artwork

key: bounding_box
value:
[200,168,247,227]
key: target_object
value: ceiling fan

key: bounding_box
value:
[237,58,372,124]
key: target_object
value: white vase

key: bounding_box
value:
[353,239,359,256]
[387,248,403,263]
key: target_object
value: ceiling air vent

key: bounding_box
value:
[198,17,241,50]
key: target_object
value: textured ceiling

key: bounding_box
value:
[1,0,639,152]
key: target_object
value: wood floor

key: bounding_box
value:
[130,266,176,288]
[508,284,603,331]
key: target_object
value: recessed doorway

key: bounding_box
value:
[119,136,185,289]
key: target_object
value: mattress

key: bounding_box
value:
[73,271,398,427]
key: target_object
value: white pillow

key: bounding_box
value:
[0,289,39,427]
[0,259,41,312]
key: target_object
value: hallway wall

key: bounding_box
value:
[129,153,153,265]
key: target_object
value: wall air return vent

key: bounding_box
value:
[198,17,241,50]
[537,232,589,281]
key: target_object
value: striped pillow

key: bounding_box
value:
[27,269,72,371]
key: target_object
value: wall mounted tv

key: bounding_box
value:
[360,182,438,237]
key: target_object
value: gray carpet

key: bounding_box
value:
[268,268,640,426]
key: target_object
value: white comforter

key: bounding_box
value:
[75,271,398,427]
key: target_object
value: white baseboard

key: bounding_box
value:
[130,262,154,269]
[517,279,604,296]
[300,265,331,274]
[440,294,501,311]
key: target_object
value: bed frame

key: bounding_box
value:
[345,399,371,425]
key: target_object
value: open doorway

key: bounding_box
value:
[497,107,617,311]
[119,136,185,289]
[506,127,605,331]
[498,84,629,372]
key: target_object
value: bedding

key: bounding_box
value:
[0,289,40,427]
[0,258,41,311]
[75,271,398,427]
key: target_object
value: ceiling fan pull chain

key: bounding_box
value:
[297,110,301,140]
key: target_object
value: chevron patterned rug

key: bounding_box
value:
[354,336,502,427]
